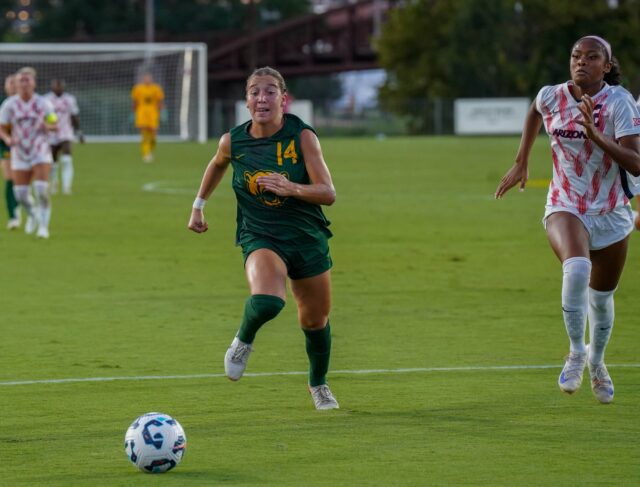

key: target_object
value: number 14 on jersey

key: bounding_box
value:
[276,140,298,165]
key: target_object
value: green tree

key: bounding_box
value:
[25,0,310,40]
[377,0,640,132]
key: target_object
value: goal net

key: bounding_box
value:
[0,43,207,143]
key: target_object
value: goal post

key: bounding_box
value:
[0,43,208,143]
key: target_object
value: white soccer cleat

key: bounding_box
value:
[6,218,20,230]
[309,384,339,410]
[558,351,588,394]
[143,153,154,163]
[36,226,50,239]
[588,362,614,404]
[24,215,37,235]
[224,336,252,381]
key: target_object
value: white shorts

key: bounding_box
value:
[543,204,634,251]
[10,152,52,171]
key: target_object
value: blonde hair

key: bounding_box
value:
[16,67,36,79]
[246,66,287,94]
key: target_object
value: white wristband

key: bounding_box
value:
[193,197,206,210]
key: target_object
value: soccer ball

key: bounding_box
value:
[124,412,187,473]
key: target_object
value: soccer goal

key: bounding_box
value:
[0,43,207,143]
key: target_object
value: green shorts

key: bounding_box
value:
[239,230,332,280]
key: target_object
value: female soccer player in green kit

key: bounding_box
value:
[188,67,339,410]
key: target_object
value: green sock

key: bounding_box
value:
[237,294,285,344]
[303,322,332,387]
[5,179,18,219]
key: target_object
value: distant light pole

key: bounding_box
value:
[144,0,155,67]
[145,0,155,44]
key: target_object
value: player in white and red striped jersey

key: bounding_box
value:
[635,95,640,230]
[45,79,84,195]
[496,36,640,404]
[0,67,57,239]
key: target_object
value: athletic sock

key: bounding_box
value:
[237,294,285,344]
[5,179,18,219]
[562,257,591,354]
[50,162,59,190]
[33,180,51,229]
[60,154,74,193]
[303,322,332,387]
[141,130,153,157]
[12,184,34,217]
[588,288,615,365]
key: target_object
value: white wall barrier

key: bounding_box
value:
[454,98,530,135]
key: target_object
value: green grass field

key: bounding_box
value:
[1,136,639,486]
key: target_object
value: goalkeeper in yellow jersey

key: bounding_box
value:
[131,72,165,162]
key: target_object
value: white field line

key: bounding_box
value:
[1,363,639,387]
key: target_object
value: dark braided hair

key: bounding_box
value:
[604,56,622,86]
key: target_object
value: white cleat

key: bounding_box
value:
[36,226,50,239]
[224,336,252,381]
[143,153,154,163]
[6,218,20,230]
[309,384,339,410]
[589,362,614,404]
[24,215,37,235]
[558,351,588,394]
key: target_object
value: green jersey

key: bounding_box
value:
[230,114,332,244]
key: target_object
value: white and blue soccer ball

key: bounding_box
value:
[124,412,187,473]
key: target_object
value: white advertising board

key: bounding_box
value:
[454,98,530,135]
[235,100,314,126]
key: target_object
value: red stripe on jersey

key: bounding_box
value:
[558,89,570,124]
[590,169,602,202]
[559,165,573,201]
[602,153,613,176]
[550,181,560,206]
[577,194,588,215]
[607,184,618,212]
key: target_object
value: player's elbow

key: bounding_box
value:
[628,158,640,177]
[324,187,336,206]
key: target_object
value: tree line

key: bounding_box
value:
[376,0,640,132]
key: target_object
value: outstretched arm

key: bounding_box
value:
[188,133,232,233]
[495,101,543,199]
[256,129,336,206]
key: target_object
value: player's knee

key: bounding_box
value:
[13,184,30,204]
[299,311,329,330]
[562,257,591,308]
[247,294,285,323]
[589,288,614,312]
[33,180,50,205]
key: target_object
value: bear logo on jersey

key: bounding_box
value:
[244,170,289,207]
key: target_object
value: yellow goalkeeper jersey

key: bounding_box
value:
[131,83,164,129]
